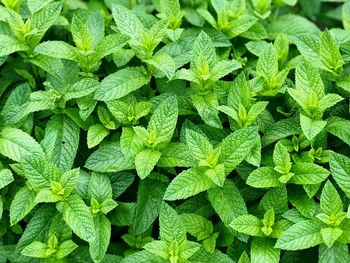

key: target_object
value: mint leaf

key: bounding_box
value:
[94,67,150,101]
[57,194,95,242]
[275,220,323,250]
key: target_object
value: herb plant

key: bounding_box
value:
[0,0,350,262]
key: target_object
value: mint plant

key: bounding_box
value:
[1,0,350,263]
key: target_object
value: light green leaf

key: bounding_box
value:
[300,114,327,141]
[21,155,60,190]
[41,114,80,172]
[63,78,99,101]
[94,67,150,101]
[180,213,213,241]
[30,2,62,45]
[192,31,216,69]
[143,240,169,260]
[320,180,343,216]
[289,163,330,185]
[21,241,52,258]
[275,220,323,250]
[85,142,134,173]
[56,240,78,259]
[58,194,95,242]
[88,172,113,203]
[10,185,36,226]
[87,124,109,149]
[95,33,129,59]
[0,169,14,189]
[251,238,280,263]
[164,168,215,200]
[295,59,324,96]
[247,167,281,188]
[0,127,45,162]
[220,127,259,174]
[160,202,186,243]
[229,214,264,237]
[157,142,195,167]
[89,215,111,263]
[132,177,167,235]
[34,41,78,60]
[135,149,162,179]
[185,129,212,161]
[320,30,344,71]
[208,181,247,226]
[319,242,350,263]
[148,95,178,145]
[145,52,176,80]
[329,152,350,198]
[0,35,28,56]
[256,44,278,82]
[112,5,143,41]
[321,227,343,248]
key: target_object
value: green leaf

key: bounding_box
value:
[275,220,323,250]
[192,31,216,69]
[58,194,95,242]
[143,240,169,260]
[132,177,167,235]
[300,114,327,141]
[319,242,350,263]
[112,5,144,42]
[0,127,45,162]
[247,167,281,188]
[10,185,36,225]
[94,67,150,101]
[185,129,212,161]
[267,14,319,38]
[135,149,162,179]
[148,95,178,145]
[320,30,344,71]
[15,205,56,258]
[180,213,213,241]
[256,44,279,83]
[63,78,99,101]
[34,41,78,60]
[295,56,324,95]
[289,163,330,185]
[157,142,195,167]
[208,181,247,226]
[329,152,350,198]
[159,202,186,243]
[164,168,215,200]
[21,155,60,190]
[30,2,62,46]
[95,33,129,59]
[251,238,280,263]
[145,52,176,80]
[87,124,109,149]
[88,172,113,203]
[41,114,80,172]
[219,127,259,174]
[21,241,53,258]
[0,169,14,189]
[191,93,222,128]
[85,142,134,173]
[56,240,78,259]
[89,215,110,263]
[229,214,264,237]
[0,35,28,56]
[321,227,343,248]
[320,180,343,216]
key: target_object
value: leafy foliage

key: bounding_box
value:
[0,0,350,262]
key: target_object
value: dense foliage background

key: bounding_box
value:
[0,0,350,262]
